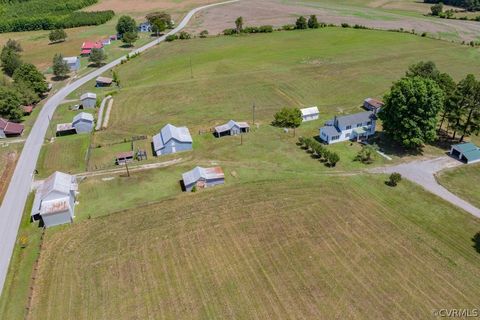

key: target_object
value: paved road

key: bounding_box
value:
[0,0,239,296]
[370,156,480,218]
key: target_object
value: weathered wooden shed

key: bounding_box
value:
[182,166,225,192]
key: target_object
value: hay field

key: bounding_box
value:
[29,175,480,319]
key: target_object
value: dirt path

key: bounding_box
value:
[76,157,185,178]
[370,156,480,218]
[96,96,111,131]
[102,98,114,129]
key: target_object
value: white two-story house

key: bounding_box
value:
[319,111,377,144]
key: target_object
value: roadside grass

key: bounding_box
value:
[29,174,480,319]
[36,134,90,178]
[0,194,42,320]
[436,163,480,209]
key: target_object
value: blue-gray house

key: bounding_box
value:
[182,166,225,192]
[153,124,193,156]
[72,112,94,134]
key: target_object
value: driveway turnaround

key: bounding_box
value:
[0,0,239,296]
[370,156,480,218]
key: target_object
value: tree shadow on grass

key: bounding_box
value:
[51,75,70,82]
[472,232,480,254]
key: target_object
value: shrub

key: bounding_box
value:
[223,28,237,35]
[165,34,177,42]
[327,152,340,167]
[199,30,209,38]
[49,28,67,43]
[341,23,350,28]
[178,31,191,40]
[282,24,296,31]
[421,32,427,37]
[388,172,402,187]
[308,15,319,29]
[355,144,378,164]
[258,25,273,33]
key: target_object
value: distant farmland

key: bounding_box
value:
[29,175,480,319]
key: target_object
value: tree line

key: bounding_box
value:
[424,0,480,11]
[0,10,114,33]
[379,61,480,149]
[0,40,48,121]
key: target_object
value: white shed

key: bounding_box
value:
[63,56,80,71]
[300,106,319,122]
[80,92,97,109]
[31,172,77,228]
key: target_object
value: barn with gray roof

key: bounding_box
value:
[153,124,193,156]
[182,166,225,192]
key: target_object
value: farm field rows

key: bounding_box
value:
[29,175,480,319]
[187,0,480,42]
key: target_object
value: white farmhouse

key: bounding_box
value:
[300,106,319,122]
[31,172,78,228]
[319,111,376,144]
[63,56,80,72]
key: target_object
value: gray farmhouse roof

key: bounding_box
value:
[72,112,94,124]
[335,111,375,128]
[215,120,250,133]
[182,166,225,186]
[80,92,96,100]
[322,125,341,136]
[153,124,192,149]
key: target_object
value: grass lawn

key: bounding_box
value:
[437,163,480,209]
[29,174,480,319]
[0,194,43,320]
[36,134,90,178]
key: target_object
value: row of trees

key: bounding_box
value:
[295,15,321,30]
[424,0,480,11]
[223,17,274,35]
[298,137,340,167]
[0,10,114,33]
[379,61,480,149]
[0,40,48,120]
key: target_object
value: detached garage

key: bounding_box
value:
[450,143,480,164]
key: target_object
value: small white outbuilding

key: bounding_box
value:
[300,106,319,122]
[31,172,78,228]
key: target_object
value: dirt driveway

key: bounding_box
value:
[370,156,480,218]
[186,0,480,42]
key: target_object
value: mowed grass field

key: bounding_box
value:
[29,175,480,319]
[91,28,480,145]
[437,163,480,209]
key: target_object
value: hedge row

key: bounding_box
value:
[0,10,114,33]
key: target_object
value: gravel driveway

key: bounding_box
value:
[370,156,480,218]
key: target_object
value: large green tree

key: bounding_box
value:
[49,29,67,43]
[52,53,70,78]
[0,86,23,121]
[116,15,137,36]
[455,74,480,142]
[122,31,139,47]
[379,76,444,149]
[272,107,302,136]
[0,47,22,77]
[146,12,172,28]
[12,63,48,97]
[89,48,107,67]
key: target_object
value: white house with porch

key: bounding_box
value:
[319,111,376,144]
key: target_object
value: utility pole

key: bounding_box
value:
[240,133,243,145]
[47,115,55,140]
[125,160,130,177]
[252,102,256,126]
